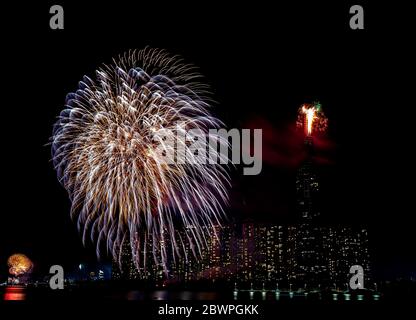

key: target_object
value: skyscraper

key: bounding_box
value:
[292,103,370,290]
[294,135,328,289]
[296,136,320,221]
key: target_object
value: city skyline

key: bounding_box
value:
[1,2,414,291]
[111,108,372,291]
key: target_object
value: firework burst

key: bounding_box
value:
[296,102,328,136]
[52,48,229,274]
[8,254,33,276]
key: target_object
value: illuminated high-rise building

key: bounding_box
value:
[324,226,371,289]
[296,137,320,220]
[294,132,327,288]
[111,240,140,280]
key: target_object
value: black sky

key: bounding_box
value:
[1,2,415,281]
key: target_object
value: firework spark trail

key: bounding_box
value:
[303,106,315,135]
[52,48,230,274]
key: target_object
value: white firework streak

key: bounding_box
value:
[51,48,230,274]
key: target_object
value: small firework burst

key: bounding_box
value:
[7,254,33,276]
[296,102,328,136]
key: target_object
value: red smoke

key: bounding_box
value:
[243,116,335,167]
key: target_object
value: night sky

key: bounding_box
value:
[1,2,414,282]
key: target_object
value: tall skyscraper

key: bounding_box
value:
[296,137,320,220]
[294,128,327,288]
[292,103,370,290]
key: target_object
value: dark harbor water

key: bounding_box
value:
[1,285,381,301]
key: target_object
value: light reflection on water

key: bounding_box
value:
[126,290,377,301]
[149,290,218,300]
[3,286,26,301]
[1,286,380,301]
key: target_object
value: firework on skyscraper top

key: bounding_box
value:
[296,102,328,136]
